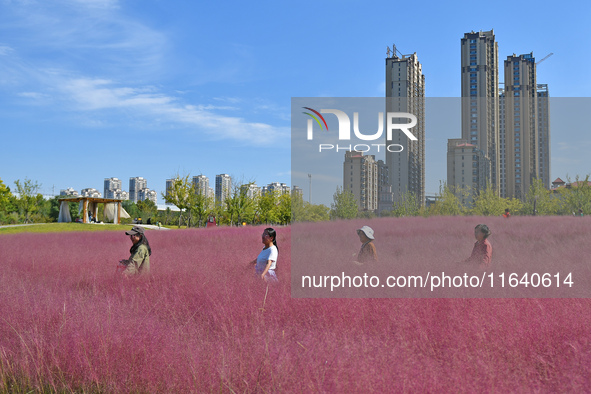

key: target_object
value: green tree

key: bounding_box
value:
[276,193,292,225]
[470,183,523,216]
[291,191,306,222]
[0,178,12,212]
[225,183,256,226]
[123,200,139,219]
[0,179,15,224]
[431,182,467,216]
[14,178,41,223]
[557,175,591,215]
[257,190,278,224]
[190,188,213,227]
[32,194,52,223]
[391,191,421,217]
[136,199,158,221]
[470,183,506,216]
[523,178,558,215]
[161,174,192,227]
[306,203,330,221]
[330,186,357,219]
[292,192,330,222]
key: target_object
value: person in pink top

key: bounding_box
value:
[464,224,492,269]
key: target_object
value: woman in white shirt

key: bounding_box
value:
[250,227,278,282]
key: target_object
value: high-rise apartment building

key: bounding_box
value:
[264,182,290,195]
[537,84,551,189]
[192,175,210,196]
[114,190,129,200]
[215,174,231,205]
[129,177,147,203]
[377,160,393,213]
[343,151,378,212]
[385,49,425,206]
[459,30,499,194]
[502,53,538,200]
[80,188,101,198]
[104,177,122,199]
[291,186,303,198]
[499,86,507,197]
[242,183,261,199]
[165,179,174,205]
[60,187,78,197]
[137,188,157,204]
[447,139,490,205]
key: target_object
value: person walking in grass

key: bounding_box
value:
[355,225,377,264]
[249,227,278,282]
[118,226,152,275]
[463,224,492,270]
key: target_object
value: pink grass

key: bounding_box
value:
[1,219,590,392]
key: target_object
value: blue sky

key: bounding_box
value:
[0,0,590,204]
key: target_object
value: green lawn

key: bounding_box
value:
[0,223,136,234]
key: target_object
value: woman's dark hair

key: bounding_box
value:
[130,233,152,256]
[265,227,278,251]
[475,224,491,239]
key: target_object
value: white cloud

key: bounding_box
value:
[17,91,47,99]
[214,97,242,104]
[0,3,289,146]
[68,0,119,8]
[1,1,166,78]
[59,77,289,144]
[0,45,14,55]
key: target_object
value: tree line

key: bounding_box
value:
[324,176,591,220]
[162,174,292,227]
[2,175,589,226]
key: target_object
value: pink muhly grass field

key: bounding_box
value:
[0,218,590,392]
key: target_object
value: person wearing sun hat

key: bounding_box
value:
[355,225,377,263]
[118,226,152,275]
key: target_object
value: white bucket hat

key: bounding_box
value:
[357,226,375,240]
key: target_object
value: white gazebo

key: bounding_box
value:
[57,197,130,224]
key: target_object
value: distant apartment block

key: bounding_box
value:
[385,47,425,207]
[447,139,490,205]
[129,177,147,203]
[292,186,303,198]
[263,182,290,195]
[501,53,538,200]
[215,174,231,205]
[192,175,210,196]
[344,151,378,212]
[138,188,157,204]
[460,30,500,194]
[115,190,129,200]
[165,179,174,205]
[80,188,102,198]
[242,183,261,199]
[377,160,393,213]
[537,84,551,190]
[104,177,125,199]
[60,187,78,197]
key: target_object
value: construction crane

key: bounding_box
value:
[536,53,554,65]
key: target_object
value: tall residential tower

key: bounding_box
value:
[501,53,538,199]
[385,48,425,206]
[459,30,499,194]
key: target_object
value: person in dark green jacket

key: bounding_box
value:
[119,226,151,275]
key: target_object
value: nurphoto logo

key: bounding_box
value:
[302,107,418,153]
